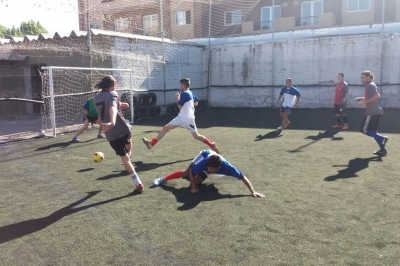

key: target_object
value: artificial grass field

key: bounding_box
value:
[0,108,399,266]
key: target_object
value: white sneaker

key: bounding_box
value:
[142,138,153,149]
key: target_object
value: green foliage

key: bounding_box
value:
[0,20,48,38]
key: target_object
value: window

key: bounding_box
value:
[175,11,191,26]
[224,11,242,26]
[347,0,370,12]
[90,22,101,29]
[114,18,129,32]
[260,6,281,30]
[301,0,323,26]
[143,14,158,31]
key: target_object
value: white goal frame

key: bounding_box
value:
[41,66,134,138]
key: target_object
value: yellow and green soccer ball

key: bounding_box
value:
[92,152,104,163]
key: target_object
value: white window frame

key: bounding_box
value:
[174,11,191,26]
[114,18,129,32]
[143,14,158,31]
[347,0,371,12]
[224,10,242,26]
[260,5,281,29]
[301,0,323,25]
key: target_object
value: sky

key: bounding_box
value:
[0,0,80,35]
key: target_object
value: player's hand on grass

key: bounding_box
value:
[191,188,199,194]
[252,191,265,198]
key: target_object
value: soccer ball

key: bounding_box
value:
[38,130,46,137]
[92,152,104,163]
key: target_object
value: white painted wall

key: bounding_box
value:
[208,33,400,108]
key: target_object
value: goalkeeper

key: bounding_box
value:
[72,97,105,142]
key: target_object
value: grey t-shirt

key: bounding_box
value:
[93,90,131,141]
[365,82,383,116]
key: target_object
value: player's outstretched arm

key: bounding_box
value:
[121,102,129,109]
[354,97,365,102]
[241,176,265,198]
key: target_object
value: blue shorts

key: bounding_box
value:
[280,106,292,114]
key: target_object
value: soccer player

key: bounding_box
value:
[93,75,144,192]
[330,73,349,130]
[152,150,265,198]
[71,96,105,142]
[142,78,219,153]
[355,70,388,155]
[275,78,300,132]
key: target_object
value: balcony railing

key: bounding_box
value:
[296,16,319,27]
[254,20,273,31]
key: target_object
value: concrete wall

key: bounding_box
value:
[208,33,400,108]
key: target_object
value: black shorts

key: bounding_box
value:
[109,133,131,156]
[360,115,381,133]
[189,162,209,181]
[85,116,99,123]
[334,104,346,115]
[280,106,292,114]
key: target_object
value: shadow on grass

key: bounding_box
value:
[254,130,282,141]
[289,129,342,153]
[158,184,248,211]
[324,156,383,181]
[97,158,192,180]
[77,168,95,173]
[35,138,97,151]
[0,190,139,244]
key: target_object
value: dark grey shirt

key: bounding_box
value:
[93,90,131,141]
[365,82,383,116]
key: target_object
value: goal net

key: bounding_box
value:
[41,66,134,138]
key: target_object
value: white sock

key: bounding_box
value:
[131,173,142,186]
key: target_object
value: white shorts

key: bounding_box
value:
[169,116,197,133]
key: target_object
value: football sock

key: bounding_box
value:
[366,130,385,150]
[336,117,341,125]
[203,138,213,148]
[151,138,158,146]
[342,115,348,124]
[131,173,142,185]
[164,170,184,181]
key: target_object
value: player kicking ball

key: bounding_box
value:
[152,150,265,198]
[142,78,220,153]
[355,70,388,156]
[275,78,300,132]
[93,75,144,193]
[72,95,105,142]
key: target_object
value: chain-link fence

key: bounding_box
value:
[1,0,399,141]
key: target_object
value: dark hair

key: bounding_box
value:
[286,78,292,83]
[361,70,374,80]
[180,78,190,88]
[207,155,222,169]
[94,75,117,90]
[338,73,344,77]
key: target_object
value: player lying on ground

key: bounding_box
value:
[93,75,144,192]
[275,78,300,132]
[72,96,105,142]
[142,78,220,153]
[330,73,349,130]
[355,70,388,156]
[152,150,265,198]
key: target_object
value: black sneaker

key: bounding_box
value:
[373,150,387,156]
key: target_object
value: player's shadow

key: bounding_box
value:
[0,190,138,244]
[158,184,248,211]
[324,156,383,182]
[77,168,95,172]
[35,139,97,151]
[289,129,342,153]
[97,159,192,180]
[254,130,282,141]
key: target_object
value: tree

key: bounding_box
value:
[0,20,47,38]
[19,20,48,36]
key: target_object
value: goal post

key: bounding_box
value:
[41,66,134,138]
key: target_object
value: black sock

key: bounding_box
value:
[343,115,348,124]
[336,117,341,125]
